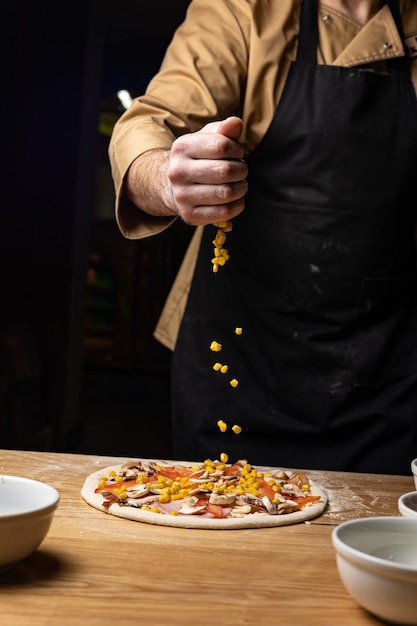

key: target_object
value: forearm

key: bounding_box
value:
[123,119,248,228]
[125,149,178,218]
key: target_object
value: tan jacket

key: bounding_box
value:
[109,0,417,350]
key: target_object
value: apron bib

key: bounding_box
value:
[172,0,417,473]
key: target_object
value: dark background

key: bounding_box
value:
[1,1,192,458]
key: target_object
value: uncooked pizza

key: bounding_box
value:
[81,457,327,529]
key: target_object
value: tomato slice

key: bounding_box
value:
[223,463,241,477]
[204,503,224,518]
[297,495,321,507]
[157,466,192,480]
[257,477,276,501]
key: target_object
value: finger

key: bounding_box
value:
[182,197,246,226]
[175,179,248,213]
[172,131,245,161]
[170,156,248,186]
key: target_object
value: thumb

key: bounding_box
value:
[202,116,243,140]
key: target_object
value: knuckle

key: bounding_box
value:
[216,159,247,183]
[216,160,234,181]
[167,160,182,183]
[215,184,236,203]
[211,135,227,157]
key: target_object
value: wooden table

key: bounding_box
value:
[0,450,414,626]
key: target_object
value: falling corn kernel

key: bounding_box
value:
[220,452,229,463]
[220,364,228,373]
[232,424,242,434]
[235,327,243,335]
[213,230,226,246]
[230,378,239,388]
[211,222,232,271]
[210,340,222,352]
[213,362,222,371]
[213,220,233,233]
[217,419,227,433]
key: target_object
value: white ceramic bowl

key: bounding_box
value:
[332,517,417,626]
[411,458,417,490]
[398,492,417,520]
[0,475,59,571]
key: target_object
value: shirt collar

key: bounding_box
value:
[333,4,405,67]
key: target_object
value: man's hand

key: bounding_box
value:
[167,116,248,225]
[125,117,248,224]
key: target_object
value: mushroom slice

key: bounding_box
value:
[123,468,142,480]
[261,496,278,515]
[189,469,209,480]
[277,500,300,514]
[178,496,207,515]
[125,484,150,498]
[127,494,159,507]
[243,494,263,508]
[231,503,252,516]
[223,476,239,484]
[281,483,305,497]
[149,487,164,494]
[210,470,226,479]
[273,470,290,481]
[188,487,212,496]
[286,472,310,489]
[135,461,158,474]
[209,492,236,506]
[272,493,287,504]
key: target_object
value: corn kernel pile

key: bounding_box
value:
[97,459,309,509]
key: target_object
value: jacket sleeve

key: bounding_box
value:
[108,0,250,240]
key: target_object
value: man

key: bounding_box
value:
[109,0,417,473]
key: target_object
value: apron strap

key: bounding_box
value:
[296,0,318,66]
[387,0,410,75]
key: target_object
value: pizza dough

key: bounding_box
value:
[81,459,327,529]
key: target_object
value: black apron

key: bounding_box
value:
[171,0,417,474]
